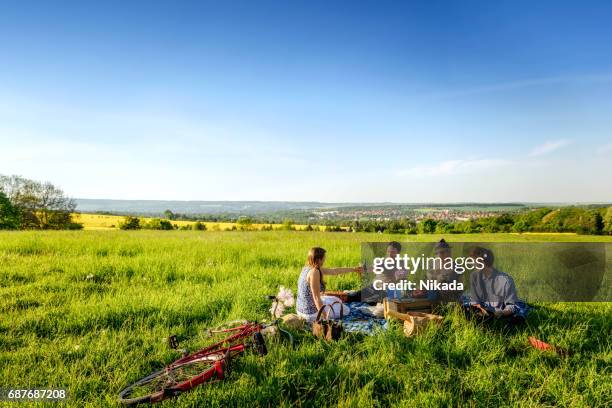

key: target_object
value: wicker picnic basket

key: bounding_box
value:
[383,299,443,337]
[402,312,443,337]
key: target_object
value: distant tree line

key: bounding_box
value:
[0,175,82,230]
[345,207,612,235]
[119,215,207,231]
[116,206,612,235]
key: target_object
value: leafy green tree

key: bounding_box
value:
[434,221,454,234]
[494,213,515,232]
[593,212,604,235]
[163,209,175,220]
[603,207,612,235]
[0,175,78,229]
[511,219,529,233]
[0,191,20,229]
[418,219,437,234]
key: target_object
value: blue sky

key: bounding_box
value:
[1,1,611,202]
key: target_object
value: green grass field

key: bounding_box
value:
[1,231,611,407]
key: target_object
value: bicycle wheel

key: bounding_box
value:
[118,353,225,406]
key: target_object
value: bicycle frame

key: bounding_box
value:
[119,296,292,405]
[172,322,261,367]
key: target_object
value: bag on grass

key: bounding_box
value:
[312,301,344,341]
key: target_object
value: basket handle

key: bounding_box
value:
[315,304,336,321]
[328,301,345,319]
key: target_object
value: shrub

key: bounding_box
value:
[280,219,295,231]
[143,218,174,230]
[119,216,141,230]
[237,217,254,230]
[192,221,207,231]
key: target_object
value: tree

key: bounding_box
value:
[237,216,254,230]
[511,219,529,233]
[418,219,437,234]
[603,207,612,235]
[434,221,454,234]
[280,219,296,231]
[0,191,20,229]
[593,212,604,235]
[192,221,207,231]
[143,218,173,230]
[0,175,79,229]
[119,216,141,230]
[163,209,175,220]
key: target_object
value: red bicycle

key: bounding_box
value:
[118,297,293,405]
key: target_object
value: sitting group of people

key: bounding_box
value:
[296,241,529,324]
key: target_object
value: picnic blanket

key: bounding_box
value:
[341,302,388,335]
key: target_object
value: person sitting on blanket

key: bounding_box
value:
[359,241,408,303]
[462,247,529,323]
[296,247,363,322]
[381,241,409,300]
[425,239,463,302]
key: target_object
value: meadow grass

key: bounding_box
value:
[0,231,610,407]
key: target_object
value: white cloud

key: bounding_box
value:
[428,73,612,100]
[397,158,512,177]
[528,139,571,157]
[597,143,612,155]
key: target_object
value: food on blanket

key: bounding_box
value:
[281,313,306,329]
[368,303,385,318]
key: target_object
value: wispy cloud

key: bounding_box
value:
[428,73,612,100]
[528,139,571,157]
[597,143,612,155]
[397,158,512,177]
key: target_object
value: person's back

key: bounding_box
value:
[296,266,323,315]
[296,247,359,322]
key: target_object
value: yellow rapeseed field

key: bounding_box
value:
[72,213,330,231]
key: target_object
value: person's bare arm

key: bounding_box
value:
[308,268,324,311]
[321,266,362,276]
